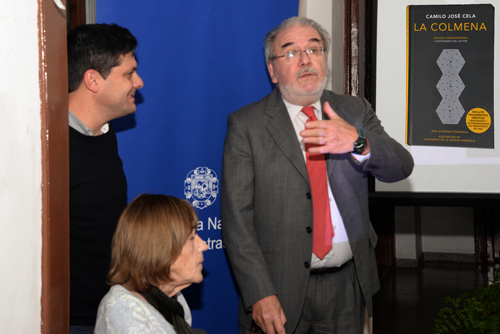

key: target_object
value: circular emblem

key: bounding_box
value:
[466,108,491,134]
[184,167,219,209]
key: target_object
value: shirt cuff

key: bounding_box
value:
[351,152,371,162]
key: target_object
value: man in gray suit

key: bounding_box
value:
[221,17,413,334]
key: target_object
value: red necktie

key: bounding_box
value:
[302,106,334,259]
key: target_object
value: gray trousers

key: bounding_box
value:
[240,261,364,334]
[295,261,364,334]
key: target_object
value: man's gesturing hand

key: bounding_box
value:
[252,295,287,334]
[300,101,368,155]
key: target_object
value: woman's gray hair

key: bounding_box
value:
[264,16,332,64]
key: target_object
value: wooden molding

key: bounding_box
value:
[344,0,360,96]
[69,0,86,30]
[344,0,374,102]
[39,0,70,332]
[364,0,373,103]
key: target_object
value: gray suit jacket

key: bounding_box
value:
[221,88,414,332]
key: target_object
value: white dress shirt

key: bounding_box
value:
[283,98,354,268]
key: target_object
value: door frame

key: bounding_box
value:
[40,0,70,332]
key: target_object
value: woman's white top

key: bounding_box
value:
[95,285,192,334]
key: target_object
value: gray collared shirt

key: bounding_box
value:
[69,110,109,136]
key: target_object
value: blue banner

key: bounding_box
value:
[97,1,298,332]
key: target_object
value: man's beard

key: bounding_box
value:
[276,66,328,105]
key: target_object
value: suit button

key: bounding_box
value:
[306,227,312,233]
[306,192,311,199]
[304,262,310,268]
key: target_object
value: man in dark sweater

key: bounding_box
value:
[67,24,144,334]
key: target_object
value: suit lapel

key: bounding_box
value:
[265,89,309,184]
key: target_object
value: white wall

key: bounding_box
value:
[0,0,42,332]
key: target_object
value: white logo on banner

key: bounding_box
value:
[184,167,219,209]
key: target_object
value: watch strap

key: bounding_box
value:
[352,129,367,154]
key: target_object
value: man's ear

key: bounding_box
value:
[82,69,101,93]
[267,62,278,84]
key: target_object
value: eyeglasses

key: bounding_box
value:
[272,48,325,61]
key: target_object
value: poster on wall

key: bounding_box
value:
[406,4,494,148]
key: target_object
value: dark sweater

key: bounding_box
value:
[69,125,127,326]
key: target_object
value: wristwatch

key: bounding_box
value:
[352,129,367,154]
